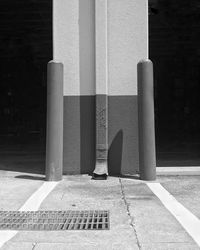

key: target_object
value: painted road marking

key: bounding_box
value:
[0,181,58,248]
[157,167,200,175]
[147,182,200,247]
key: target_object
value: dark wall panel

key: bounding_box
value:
[63,96,95,174]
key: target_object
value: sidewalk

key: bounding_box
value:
[0,170,199,250]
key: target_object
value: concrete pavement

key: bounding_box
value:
[0,171,199,249]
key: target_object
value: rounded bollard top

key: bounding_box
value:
[138,59,153,65]
[48,60,63,65]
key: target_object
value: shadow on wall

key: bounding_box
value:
[80,96,96,174]
[108,129,123,176]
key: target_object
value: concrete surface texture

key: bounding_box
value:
[0,172,200,249]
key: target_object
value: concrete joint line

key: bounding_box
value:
[32,243,37,250]
[119,178,142,250]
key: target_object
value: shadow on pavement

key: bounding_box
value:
[15,175,45,181]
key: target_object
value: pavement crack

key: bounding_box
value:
[32,243,37,250]
[119,178,142,250]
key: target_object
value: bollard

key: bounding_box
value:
[137,59,156,180]
[45,61,63,181]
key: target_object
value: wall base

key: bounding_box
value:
[63,95,139,175]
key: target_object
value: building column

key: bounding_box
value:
[53,0,148,175]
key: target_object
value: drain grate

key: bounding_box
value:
[0,210,109,230]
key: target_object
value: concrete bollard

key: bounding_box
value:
[45,61,63,181]
[137,59,156,181]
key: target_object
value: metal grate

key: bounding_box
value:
[0,210,109,230]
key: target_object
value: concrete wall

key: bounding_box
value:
[53,0,148,175]
[108,0,148,96]
[53,0,80,95]
[108,0,148,175]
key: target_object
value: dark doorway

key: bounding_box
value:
[0,0,52,174]
[149,0,200,166]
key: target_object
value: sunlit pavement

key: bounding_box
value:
[0,171,199,250]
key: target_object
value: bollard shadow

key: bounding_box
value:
[108,130,123,176]
[15,175,45,181]
[118,174,140,180]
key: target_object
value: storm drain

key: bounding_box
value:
[0,210,109,230]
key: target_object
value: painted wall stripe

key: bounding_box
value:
[147,183,200,247]
[79,0,95,95]
[0,181,58,248]
[95,0,108,95]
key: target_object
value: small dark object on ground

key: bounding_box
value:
[92,173,107,180]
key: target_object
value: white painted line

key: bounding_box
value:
[157,167,200,172]
[95,0,108,95]
[0,231,18,249]
[147,183,200,247]
[157,167,200,176]
[0,181,58,248]
[19,181,58,211]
